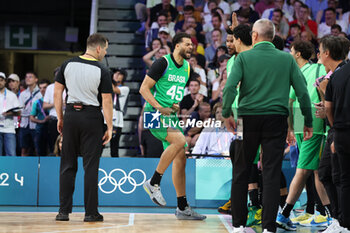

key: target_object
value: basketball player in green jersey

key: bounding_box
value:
[139,32,206,220]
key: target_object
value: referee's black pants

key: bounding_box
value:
[318,128,341,219]
[59,105,104,216]
[334,128,350,229]
[231,115,287,232]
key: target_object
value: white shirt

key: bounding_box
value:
[317,20,348,38]
[207,69,218,85]
[203,13,212,25]
[192,126,235,155]
[0,89,20,134]
[112,86,130,128]
[43,83,66,118]
[212,80,220,91]
[341,11,350,34]
[203,0,230,15]
[230,3,255,12]
[194,67,208,97]
[150,22,176,37]
[19,86,42,129]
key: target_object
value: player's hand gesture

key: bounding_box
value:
[159,107,173,116]
[229,12,238,31]
[172,103,180,113]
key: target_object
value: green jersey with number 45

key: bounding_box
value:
[148,54,190,108]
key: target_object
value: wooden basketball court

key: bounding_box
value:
[0,208,321,232]
[0,212,236,233]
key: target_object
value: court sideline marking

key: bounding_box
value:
[218,215,233,233]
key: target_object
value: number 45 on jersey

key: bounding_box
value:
[166,86,184,101]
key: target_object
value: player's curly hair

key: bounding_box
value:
[172,32,191,47]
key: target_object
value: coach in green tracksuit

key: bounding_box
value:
[222,19,313,233]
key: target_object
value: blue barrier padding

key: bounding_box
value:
[0,157,295,208]
[0,157,39,205]
[98,158,195,207]
[38,157,84,206]
[194,159,296,208]
[38,157,195,207]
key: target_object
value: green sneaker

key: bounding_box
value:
[246,206,262,226]
[291,213,312,225]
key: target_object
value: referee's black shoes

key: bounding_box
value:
[84,213,104,222]
[55,212,69,221]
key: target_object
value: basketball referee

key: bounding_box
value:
[54,33,113,222]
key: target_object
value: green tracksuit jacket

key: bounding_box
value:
[222,41,313,128]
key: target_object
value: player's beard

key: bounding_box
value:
[180,48,191,59]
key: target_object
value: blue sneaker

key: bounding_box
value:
[276,213,297,231]
[299,215,331,227]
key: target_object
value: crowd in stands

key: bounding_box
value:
[0,68,130,157]
[0,69,69,157]
[136,1,350,229]
[138,0,350,157]
[0,71,55,157]
[1,0,349,157]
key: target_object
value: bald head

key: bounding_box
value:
[252,19,275,42]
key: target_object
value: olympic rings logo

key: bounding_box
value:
[98,168,146,194]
